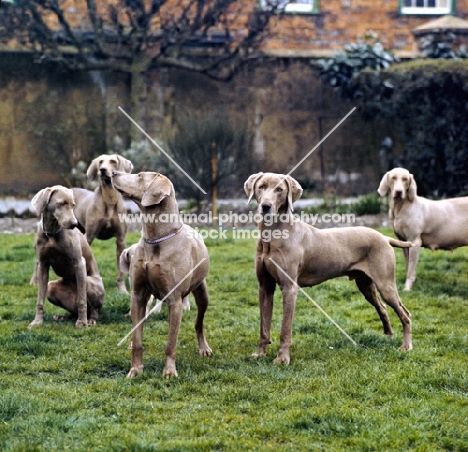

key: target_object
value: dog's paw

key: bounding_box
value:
[398,343,413,351]
[199,344,212,357]
[28,319,43,329]
[75,319,89,328]
[87,319,97,326]
[273,351,290,365]
[251,347,267,359]
[127,365,144,379]
[162,366,178,379]
[118,286,129,295]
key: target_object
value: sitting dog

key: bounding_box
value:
[111,171,212,378]
[29,186,105,328]
[378,167,468,290]
[119,243,191,315]
[245,172,413,365]
[72,154,133,293]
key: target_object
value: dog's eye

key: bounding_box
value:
[276,187,283,193]
[258,185,265,190]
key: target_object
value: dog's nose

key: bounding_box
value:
[100,167,107,174]
[261,202,272,213]
[394,190,403,198]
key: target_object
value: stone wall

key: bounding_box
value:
[0,53,387,196]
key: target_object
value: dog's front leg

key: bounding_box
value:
[164,297,183,378]
[274,284,299,365]
[253,260,276,358]
[127,291,148,378]
[74,257,88,327]
[28,261,49,329]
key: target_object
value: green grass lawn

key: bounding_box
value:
[0,229,467,451]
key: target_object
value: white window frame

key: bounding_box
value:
[260,0,317,14]
[401,0,453,15]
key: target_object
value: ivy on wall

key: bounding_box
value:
[316,33,468,196]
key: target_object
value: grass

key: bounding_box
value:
[0,229,467,451]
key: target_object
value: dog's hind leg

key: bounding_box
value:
[192,280,212,358]
[355,275,394,337]
[116,229,128,294]
[375,282,412,351]
[47,279,79,319]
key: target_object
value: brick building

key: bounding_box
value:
[1,0,468,194]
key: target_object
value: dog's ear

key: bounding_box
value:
[244,172,264,204]
[141,174,173,207]
[117,155,134,174]
[377,172,390,197]
[407,173,417,201]
[86,157,100,181]
[31,188,54,215]
[285,176,303,212]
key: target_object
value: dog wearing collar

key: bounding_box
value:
[111,171,212,378]
[29,186,105,328]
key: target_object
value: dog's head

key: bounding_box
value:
[31,186,80,230]
[377,168,417,201]
[111,171,174,208]
[244,172,303,215]
[87,154,134,184]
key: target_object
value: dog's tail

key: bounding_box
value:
[387,237,413,248]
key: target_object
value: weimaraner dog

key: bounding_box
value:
[111,171,212,378]
[119,243,190,315]
[245,172,413,365]
[378,167,468,290]
[72,154,133,293]
[29,186,105,328]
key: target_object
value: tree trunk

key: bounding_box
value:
[129,69,148,145]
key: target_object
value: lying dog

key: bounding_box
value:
[72,154,133,293]
[245,172,413,365]
[378,167,468,290]
[29,186,105,328]
[119,243,191,315]
[112,171,212,378]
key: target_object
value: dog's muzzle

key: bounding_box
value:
[261,202,272,214]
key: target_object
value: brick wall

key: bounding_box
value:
[259,0,468,57]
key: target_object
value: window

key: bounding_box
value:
[400,0,454,15]
[260,0,319,14]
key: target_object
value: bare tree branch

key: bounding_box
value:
[0,0,286,77]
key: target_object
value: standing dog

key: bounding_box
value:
[112,171,212,378]
[378,167,468,290]
[72,154,133,293]
[29,186,104,328]
[245,172,413,365]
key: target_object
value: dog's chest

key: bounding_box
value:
[40,245,76,275]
